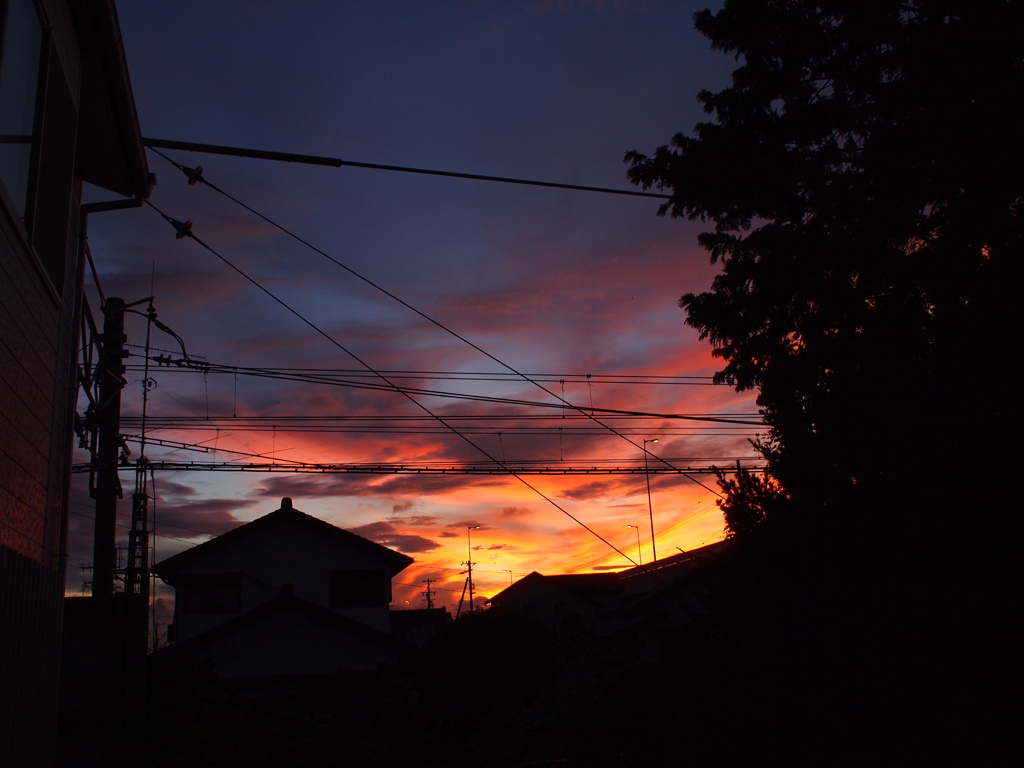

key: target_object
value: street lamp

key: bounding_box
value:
[503,569,513,585]
[627,524,643,566]
[467,525,480,611]
[643,439,658,562]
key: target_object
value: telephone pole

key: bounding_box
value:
[466,525,479,613]
[421,578,436,609]
[92,297,127,597]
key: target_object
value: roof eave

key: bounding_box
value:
[70,0,151,198]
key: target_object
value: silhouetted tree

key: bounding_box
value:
[627,0,1023,549]
[626,4,1020,759]
[715,464,786,539]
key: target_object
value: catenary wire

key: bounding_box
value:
[143,138,672,199]
[148,148,743,494]
[129,361,762,424]
[145,200,640,566]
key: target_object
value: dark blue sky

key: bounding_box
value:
[70,1,758,607]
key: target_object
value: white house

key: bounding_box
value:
[152,498,414,676]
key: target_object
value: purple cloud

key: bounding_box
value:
[387,514,439,527]
[500,506,531,517]
[445,519,490,530]
[347,521,440,554]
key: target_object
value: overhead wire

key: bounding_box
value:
[148,148,747,494]
[128,365,722,386]
[118,413,754,424]
[125,358,719,384]
[145,200,640,566]
[143,137,673,200]
[127,360,762,424]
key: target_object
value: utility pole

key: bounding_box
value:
[421,578,436,609]
[643,438,659,563]
[466,525,480,612]
[92,297,127,597]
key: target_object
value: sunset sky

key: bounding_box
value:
[67,0,761,617]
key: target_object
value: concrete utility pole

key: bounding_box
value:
[466,525,479,612]
[421,578,436,609]
[92,297,127,597]
[643,438,659,563]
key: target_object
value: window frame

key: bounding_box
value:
[0,0,47,228]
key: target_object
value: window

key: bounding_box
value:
[330,569,390,608]
[0,0,44,219]
[180,573,242,614]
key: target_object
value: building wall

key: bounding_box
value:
[186,610,397,677]
[0,2,83,765]
[171,524,397,643]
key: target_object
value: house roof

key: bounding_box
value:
[69,0,151,198]
[544,573,623,594]
[152,498,414,584]
[488,542,728,606]
[617,540,728,584]
[488,570,623,605]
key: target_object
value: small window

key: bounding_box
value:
[330,569,390,608]
[180,573,242,614]
[0,0,45,219]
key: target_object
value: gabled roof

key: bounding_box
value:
[617,540,727,581]
[488,542,728,606]
[153,498,413,583]
[488,570,623,605]
[545,573,623,594]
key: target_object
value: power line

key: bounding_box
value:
[136,358,762,423]
[73,460,765,476]
[118,413,754,425]
[143,139,671,199]
[144,149,750,496]
[145,201,641,566]
[123,426,755,437]
[126,362,721,386]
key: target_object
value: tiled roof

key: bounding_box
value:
[153,498,413,582]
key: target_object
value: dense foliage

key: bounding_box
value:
[627,0,1023,547]
[623,2,1020,759]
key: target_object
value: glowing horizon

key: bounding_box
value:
[63,1,756,627]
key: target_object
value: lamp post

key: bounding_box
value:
[467,525,480,611]
[626,524,643,566]
[503,569,513,585]
[644,439,658,563]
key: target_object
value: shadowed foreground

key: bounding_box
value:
[142,535,1015,767]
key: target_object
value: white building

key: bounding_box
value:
[152,498,414,676]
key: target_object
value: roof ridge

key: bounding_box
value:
[152,499,413,582]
